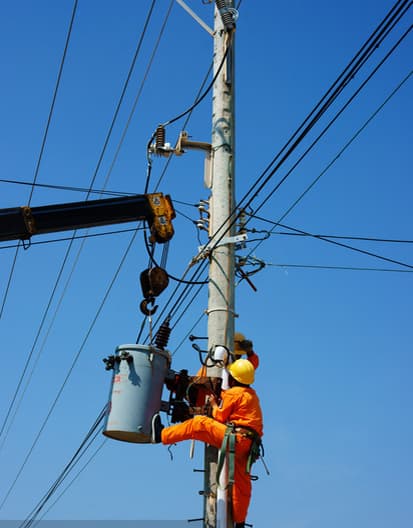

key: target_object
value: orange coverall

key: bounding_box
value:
[161,385,263,523]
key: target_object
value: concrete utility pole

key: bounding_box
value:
[205,1,236,527]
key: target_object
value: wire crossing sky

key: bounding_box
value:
[0,1,412,527]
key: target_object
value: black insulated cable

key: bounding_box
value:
[17,406,107,528]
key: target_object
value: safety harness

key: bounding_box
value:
[216,423,264,488]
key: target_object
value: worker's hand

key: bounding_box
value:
[207,394,218,408]
[239,339,253,354]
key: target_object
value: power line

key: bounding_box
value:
[6,1,408,520]
[104,0,175,194]
[263,230,413,244]
[146,29,232,193]
[153,57,214,192]
[161,32,232,128]
[235,0,412,218]
[246,26,412,228]
[152,3,243,193]
[30,439,107,528]
[0,225,145,251]
[28,0,79,205]
[153,41,413,344]
[164,0,413,308]
[0,0,159,461]
[0,243,20,319]
[17,406,107,528]
[243,68,413,262]
[252,219,413,270]
[146,13,411,342]
[263,262,413,273]
[140,2,413,351]
[85,0,158,198]
[0,0,79,322]
[0,230,138,510]
[0,178,132,197]
[111,7,235,339]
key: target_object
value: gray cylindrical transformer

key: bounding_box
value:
[103,344,170,443]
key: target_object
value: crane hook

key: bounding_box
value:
[140,296,158,316]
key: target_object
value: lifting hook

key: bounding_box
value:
[140,296,158,316]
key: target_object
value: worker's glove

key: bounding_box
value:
[238,339,253,354]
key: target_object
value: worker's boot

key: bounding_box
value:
[151,413,164,443]
[234,523,245,528]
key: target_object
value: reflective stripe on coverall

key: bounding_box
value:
[161,386,263,524]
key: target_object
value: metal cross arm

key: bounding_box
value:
[0,192,175,244]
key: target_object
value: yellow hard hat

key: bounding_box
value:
[227,358,255,385]
[234,332,246,356]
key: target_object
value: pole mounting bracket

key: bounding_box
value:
[195,233,247,261]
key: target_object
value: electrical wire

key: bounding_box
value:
[3,11,404,516]
[162,33,233,128]
[30,439,108,528]
[145,30,232,193]
[0,0,79,321]
[0,243,20,319]
[234,0,411,216]
[10,0,408,516]
[140,11,232,282]
[153,57,214,191]
[152,1,243,193]
[175,206,198,225]
[0,230,139,510]
[17,406,107,528]
[0,178,133,196]
[263,262,413,273]
[244,68,413,259]
[143,262,210,345]
[263,69,412,231]
[192,1,412,264]
[171,311,206,356]
[0,0,158,465]
[130,6,236,340]
[0,226,143,454]
[245,28,412,225]
[252,219,413,270]
[110,0,175,196]
[143,230,208,285]
[263,231,413,244]
[0,225,145,250]
[171,281,206,330]
[0,237,78,449]
[28,0,79,206]
[195,14,413,294]
[142,1,412,348]
[85,0,158,198]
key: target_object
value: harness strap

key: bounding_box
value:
[216,424,236,489]
[217,424,265,488]
[246,434,262,474]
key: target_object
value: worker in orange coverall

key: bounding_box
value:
[152,358,263,528]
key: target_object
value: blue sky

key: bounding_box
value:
[0,1,412,527]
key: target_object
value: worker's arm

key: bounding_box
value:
[246,349,259,369]
[238,339,259,370]
[209,391,234,423]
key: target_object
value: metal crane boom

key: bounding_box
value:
[0,192,175,244]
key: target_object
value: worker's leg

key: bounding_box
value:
[232,436,252,524]
[161,415,226,449]
[162,419,253,523]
